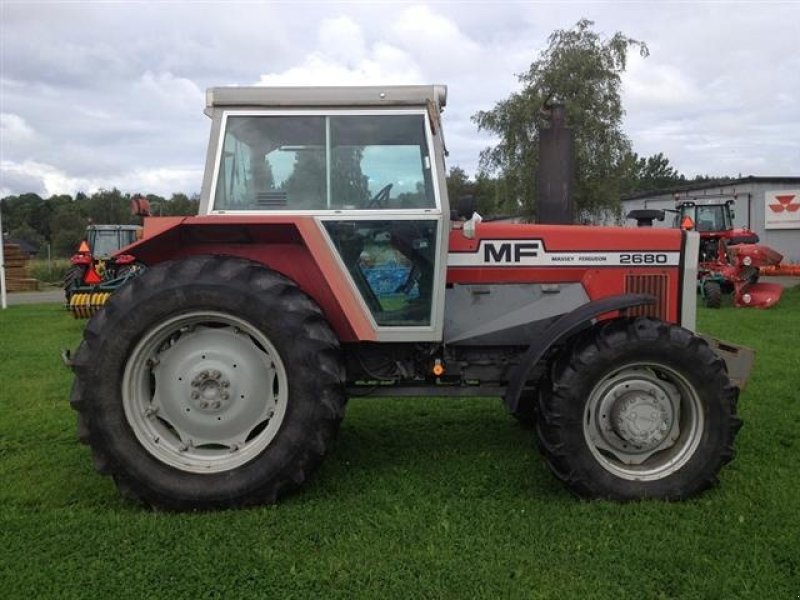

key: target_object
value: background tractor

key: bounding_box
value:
[64,197,150,313]
[675,200,783,308]
[67,85,749,510]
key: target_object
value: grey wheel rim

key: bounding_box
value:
[583,364,704,481]
[123,311,288,474]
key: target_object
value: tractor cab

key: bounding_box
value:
[86,224,141,259]
[675,200,733,233]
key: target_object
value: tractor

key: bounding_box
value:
[66,85,749,510]
[64,197,150,313]
[674,200,783,308]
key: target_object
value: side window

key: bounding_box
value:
[215,116,326,210]
[213,114,435,211]
[323,220,437,326]
[329,115,435,210]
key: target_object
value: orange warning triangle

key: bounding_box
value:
[78,240,90,253]
[84,268,103,284]
[680,216,694,230]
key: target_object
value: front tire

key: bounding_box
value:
[536,318,741,501]
[69,255,346,510]
[703,280,723,308]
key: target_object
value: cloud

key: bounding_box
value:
[0,113,37,143]
[1,159,202,199]
[257,16,422,86]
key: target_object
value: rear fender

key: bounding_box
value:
[114,216,376,342]
[503,293,655,413]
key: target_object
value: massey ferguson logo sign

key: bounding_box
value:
[447,240,680,267]
[483,241,540,262]
[765,190,800,230]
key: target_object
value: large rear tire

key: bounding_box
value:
[536,318,741,501]
[63,265,85,302]
[69,255,346,510]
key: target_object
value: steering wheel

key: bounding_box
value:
[366,184,393,209]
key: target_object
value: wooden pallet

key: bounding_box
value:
[3,243,38,291]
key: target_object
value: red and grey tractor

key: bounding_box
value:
[65,85,750,510]
[64,197,150,315]
[675,200,783,308]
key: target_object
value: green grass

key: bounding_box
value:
[1,293,799,599]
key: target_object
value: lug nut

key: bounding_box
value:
[213,401,221,409]
[200,401,209,409]
[210,370,221,380]
[221,381,230,388]
[191,392,200,400]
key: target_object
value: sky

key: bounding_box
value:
[1,0,799,199]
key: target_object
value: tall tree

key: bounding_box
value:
[618,151,686,195]
[473,19,648,219]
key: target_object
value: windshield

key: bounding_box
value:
[90,230,123,257]
[89,229,137,257]
[694,205,731,232]
[213,113,436,211]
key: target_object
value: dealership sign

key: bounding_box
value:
[765,190,800,230]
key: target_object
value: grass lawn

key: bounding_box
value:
[1,289,799,599]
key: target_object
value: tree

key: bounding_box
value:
[618,151,686,196]
[473,19,648,219]
[87,188,135,224]
[445,166,471,203]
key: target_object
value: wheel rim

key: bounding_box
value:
[583,364,704,481]
[123,311,288,474]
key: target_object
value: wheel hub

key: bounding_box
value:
[590,368,681,465]
[610,390,670,450]
[190,369,232,412]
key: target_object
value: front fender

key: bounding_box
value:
[503,293,656,414]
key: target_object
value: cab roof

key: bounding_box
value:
[205,85,447,111]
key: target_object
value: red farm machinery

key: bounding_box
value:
[64,197,150,315]
[65,86,750,510]
[676,200,783,308]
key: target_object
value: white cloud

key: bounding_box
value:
[0,160,202,198]
[0,113,36,144]
[257,15,423,87]
[318,16,367,63]
[622,54,703,112]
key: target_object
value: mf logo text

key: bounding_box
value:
[483,242,540,263]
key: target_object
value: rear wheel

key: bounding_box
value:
[536,318,741,500]
[69,255,346,510]
[63,265,86,301]
[702,280,722,308]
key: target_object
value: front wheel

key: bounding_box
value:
[702,280,722,308]
[69,256,346,510]
[536,318,741,501]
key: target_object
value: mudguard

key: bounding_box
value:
[503,293,655,414]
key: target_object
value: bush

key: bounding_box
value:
[27,258,73,284]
